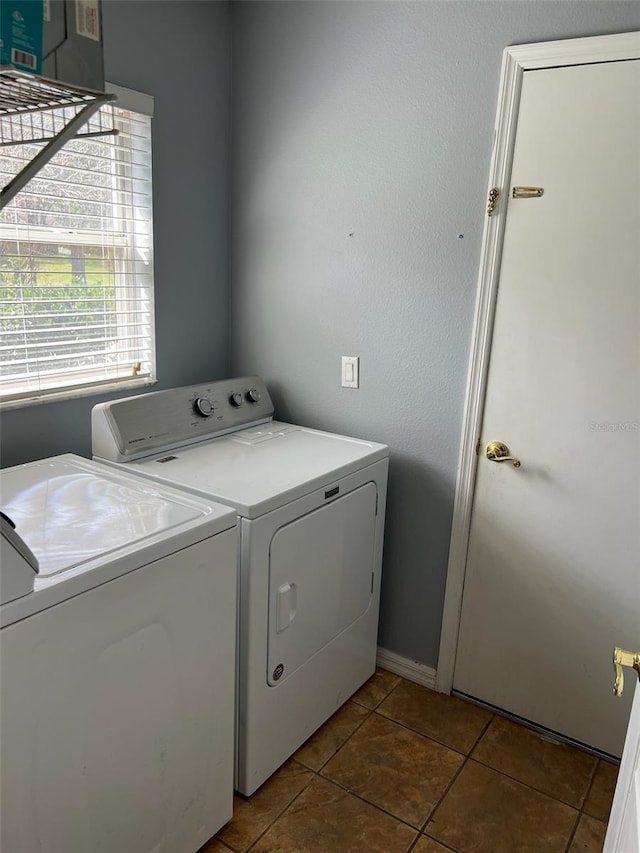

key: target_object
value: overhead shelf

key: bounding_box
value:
[0,66,116,211]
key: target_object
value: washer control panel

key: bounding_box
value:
[92,376,275,462]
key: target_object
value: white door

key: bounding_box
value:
[605,675,640,852]
[453,59,640,757]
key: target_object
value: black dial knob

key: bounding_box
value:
[230,392,244,407]
[247,388,261,403]
[194,396,214,417]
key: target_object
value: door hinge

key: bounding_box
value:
[487,188,500,217]
[371,572,375,594]
[375,493,379,516]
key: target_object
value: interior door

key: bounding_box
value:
[453,60,639,756]
[605,675,640,851]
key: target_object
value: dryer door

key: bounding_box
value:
[267,482,377,685]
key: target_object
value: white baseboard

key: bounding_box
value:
[376,647,437,691]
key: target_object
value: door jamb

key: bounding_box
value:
[435,31,640,694]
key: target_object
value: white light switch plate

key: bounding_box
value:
[341,356,359,389]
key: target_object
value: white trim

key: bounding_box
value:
[376,647,437,690]
[503,31,640,69]
[104,82,154,117]
[435,31,640,695]
[0,378,157,412]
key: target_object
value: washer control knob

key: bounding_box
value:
[194,396,214,417]
[230,392,244,407]
[247,388,261,404]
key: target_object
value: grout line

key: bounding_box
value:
[466,757,583,811]
[317,773,426,833]
[243,767,427,849]
[306,708,475,838]
[579,757,602,814]
[244,766,317,853]
[405,832,425,853]
[468,712,605,813]
[371,707,476,759]
[374,672,405,705]
[422,756,587,845]
[420,749,470,834]
[469,751,595,811]
[562,806,582,853]
[329,705,373,749]
[468,708,495,753]
[295,704,373,774]
[351,681,402,713]
[414,832,461,853]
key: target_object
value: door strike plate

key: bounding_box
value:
[512,186,544,199]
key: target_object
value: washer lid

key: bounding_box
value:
[0,454,235,578]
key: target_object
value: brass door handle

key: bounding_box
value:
[486,441,521,468]
[613,647,640,697]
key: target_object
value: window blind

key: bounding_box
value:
[0,100,155,404]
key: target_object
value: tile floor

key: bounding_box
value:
[200,669,619,853]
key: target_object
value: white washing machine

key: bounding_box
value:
[0,454,238,853]
[92,376,389,795]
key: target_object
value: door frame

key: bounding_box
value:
[435,31,640,694]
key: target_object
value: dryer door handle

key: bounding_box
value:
[276,582,297,633]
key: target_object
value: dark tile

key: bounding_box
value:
[216,760,312,852]
[323,714,463,828]
[583,760,618,821]
[411,838,453,853]
[198,839,233,852]
[568,814,607,853]
[378,679,492,754]
[294,701,369,771]
[472,715,597,807]
[250,776,418,853]
[352,668,402,710]
[425,760,578,853]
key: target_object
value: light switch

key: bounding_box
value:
[341,356,359,389]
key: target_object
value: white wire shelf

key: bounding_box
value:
[0,66,116,210]
[0,66,110,115]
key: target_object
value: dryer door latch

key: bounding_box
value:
[276,582,298,633]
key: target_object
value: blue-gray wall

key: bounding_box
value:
[0,0,232,467]
[229,1,640,669]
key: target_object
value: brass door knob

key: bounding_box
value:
[486,441,521,468]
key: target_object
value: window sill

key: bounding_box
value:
[0,377,157,411]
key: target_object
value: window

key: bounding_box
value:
[0,85,155,406]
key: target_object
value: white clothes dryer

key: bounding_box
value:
[0,454,238,853]
[92,376,389,795]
